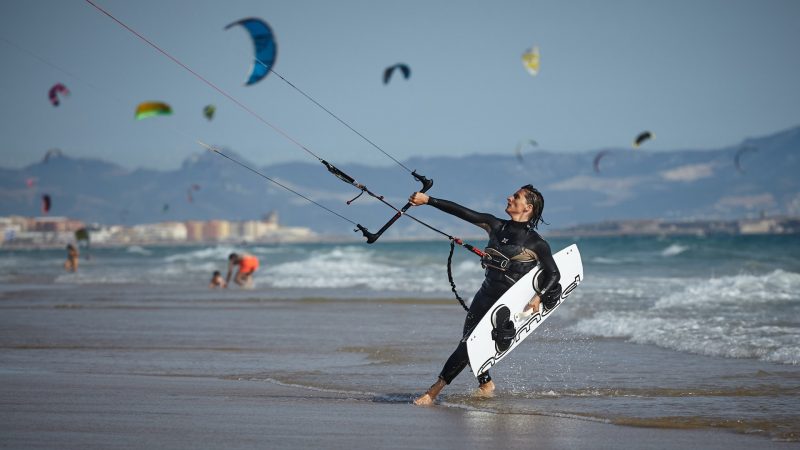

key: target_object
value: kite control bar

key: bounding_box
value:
[357,171,433,244]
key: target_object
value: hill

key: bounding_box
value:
[2,125,798,238]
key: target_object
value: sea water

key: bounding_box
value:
[1,234,799,440]
[5,234,798,365]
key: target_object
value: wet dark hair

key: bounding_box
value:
[212,270,221,277]
[228,253,239,261]
[520,184,547,229]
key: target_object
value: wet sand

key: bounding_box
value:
[2,370,792,450]
[0,284,795,449]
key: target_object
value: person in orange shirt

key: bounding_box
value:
[226,253,259,288]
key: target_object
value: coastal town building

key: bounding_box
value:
[31,216,85,233]
[0,214,315,247]
[202,220,230,241]
[185,221,204,242]
[131,222,189,242]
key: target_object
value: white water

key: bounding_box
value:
[4,235,800,365]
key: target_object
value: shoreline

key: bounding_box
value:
[1,370,792,449]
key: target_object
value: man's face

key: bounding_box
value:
[505,189,532,218]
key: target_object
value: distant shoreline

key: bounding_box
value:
[3,216,799,250]
[545,215,800,238]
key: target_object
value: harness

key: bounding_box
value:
[446,220,543,311]
[482,222,537,287]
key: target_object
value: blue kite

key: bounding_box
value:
[225,17,277,86]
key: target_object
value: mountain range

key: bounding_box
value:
[2,125,798,238]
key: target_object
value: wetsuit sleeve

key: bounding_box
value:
[531,239,560,295]
[427,197,501,232]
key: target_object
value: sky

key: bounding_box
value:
[1,0,799,171]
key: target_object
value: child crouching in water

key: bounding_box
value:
[209,270,226,288]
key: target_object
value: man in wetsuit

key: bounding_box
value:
[408,185,561,406]
[226,253,260,288]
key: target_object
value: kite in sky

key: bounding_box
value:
[521,46,540,76]
[203,105,216,120]
[514,139,538,163]
[135,102,172,120]
[41,194,51,214]
[187,183,201,203]
[43,148,63,163]
[383,63,411,84]
[225,18,277,86]
[48,83,70,106]
[634,131,654,148]
[593,150,612,173]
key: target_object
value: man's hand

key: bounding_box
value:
[408,192,429,206]
[523,294,541,315]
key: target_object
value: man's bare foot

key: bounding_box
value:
[475,380,495,397]
[413,393,435,406]
[413,378,446,406]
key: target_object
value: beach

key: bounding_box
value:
[2,0,799,445]
[2,236,800,447]
[0,371,788,450]
[1,269,798,448]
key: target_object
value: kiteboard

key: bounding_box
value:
[465,244,583,377]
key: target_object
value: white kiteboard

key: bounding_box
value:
[465,244,583,377]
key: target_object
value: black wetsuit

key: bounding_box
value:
[427,197,561,385]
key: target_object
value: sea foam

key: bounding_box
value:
[264,245,483,294]
[661,243,689,257]
[573,270,800,365]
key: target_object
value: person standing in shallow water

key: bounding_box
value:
[226,253,259,288]
[64,243,79,272]
[407,185,561,406]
